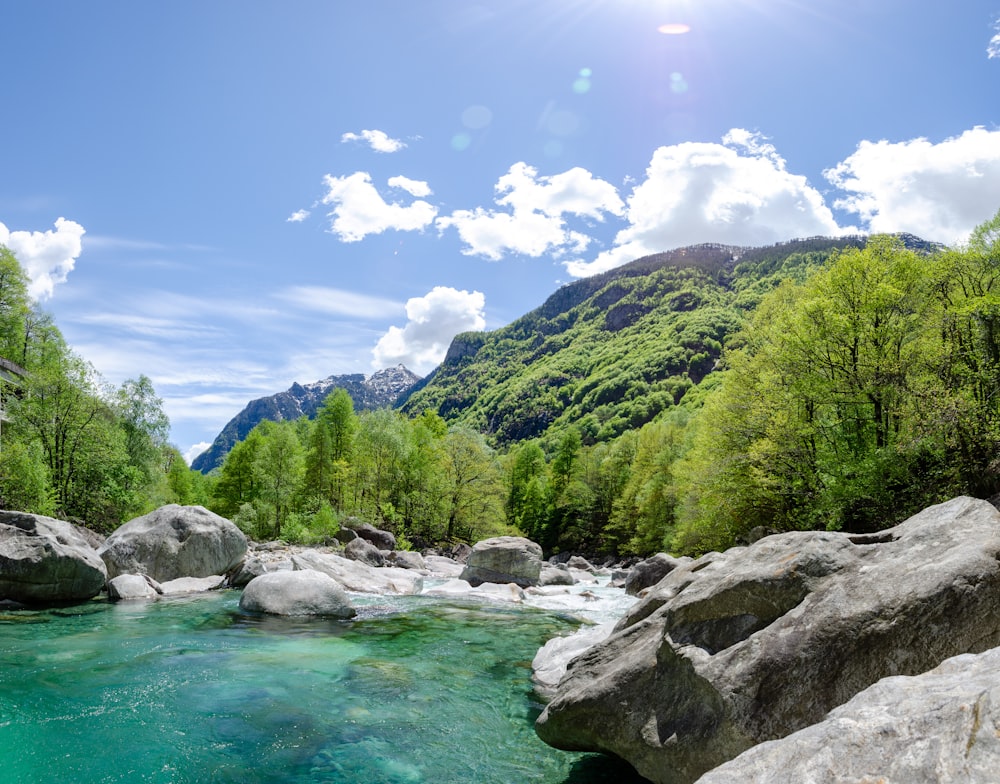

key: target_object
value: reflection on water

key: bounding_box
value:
[0,591,647,783]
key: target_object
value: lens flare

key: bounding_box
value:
[658,23,691,35]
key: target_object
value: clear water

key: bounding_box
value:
[0,591,644,783]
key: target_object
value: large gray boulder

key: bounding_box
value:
[697,646,1000,783]
[99,505,247,582]
[240,570,356,618]
[460,536,543,588]
[0,511,108,603]
[536,496,1000,784]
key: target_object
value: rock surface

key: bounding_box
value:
[291,550,422,594]
[624,552,689,596]
[540,565,576,586]
[159,575,226,595]
[349,522,396,551]
[107,573,160,601]
[0,511,108,603]
[344,537,386,567]
[536,496,1000,784]
[460,536,543,588]
[240,569,356,618]
[99,505,247,582]
[696,646,1000,784]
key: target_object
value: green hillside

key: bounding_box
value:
[401,237,869,448]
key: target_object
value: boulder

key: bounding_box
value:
[697,646,1000,784]
[99,505,247,582]
[536,497,1000,784]
[107,573,160,601]
[460,536,543,588]
[349,522,396,551]
[291,550,422,595]
[566,555,595,572]
[624,552,689,596]
[225,556,268,588]
[539,565,576,586]
[388,550,426,571]
[158,575,225,596]
[344,537,386,567]
[0,511,108,604]
[240,570,356,618]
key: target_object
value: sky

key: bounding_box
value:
[2,0,1000,464]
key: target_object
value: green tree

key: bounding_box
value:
[252,420,304,539]
[442,427,506,542]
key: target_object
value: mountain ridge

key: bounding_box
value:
[192,365,421,473]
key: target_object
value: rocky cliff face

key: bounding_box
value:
[191,365,421,473]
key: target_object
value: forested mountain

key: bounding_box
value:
[192,365,421,473]
[400,236,880,448]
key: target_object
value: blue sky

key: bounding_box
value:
[2,0,1000,463]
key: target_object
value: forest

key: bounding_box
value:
[3,209,1000,557]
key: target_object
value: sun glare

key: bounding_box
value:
[657,23,691,35]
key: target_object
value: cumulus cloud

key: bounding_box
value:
[322,172,438,241]
[0,217,86,299]
[565,131,844,277]
[183,442,212,465]
[372,286,486,374]
[825,127,1000,245]
[989,19,1000,58]
[287,209,310,222]
[387,175,432,198]
[341,129,406,153]
[436,163,624,261]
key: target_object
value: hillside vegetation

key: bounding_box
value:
[400,237,872,449]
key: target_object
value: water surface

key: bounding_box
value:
[0,590,644,783]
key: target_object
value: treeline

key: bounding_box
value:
[0,248,184,530]
[193,393,510,546]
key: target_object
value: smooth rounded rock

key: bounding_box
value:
[460,536,543,588]
[99,505,247,582]
[240,569,356,618]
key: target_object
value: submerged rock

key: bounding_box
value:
[100,505,247,582]
[0,511,108,604]
[460,536,543,588]
[240,569,356,618]
[536,496,1000,784]
[697,645,1000,783]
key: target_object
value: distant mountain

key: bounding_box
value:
[399,235,939,449]
[192,365,421,473]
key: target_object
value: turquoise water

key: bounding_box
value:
[0,591,643,783]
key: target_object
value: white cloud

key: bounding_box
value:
[0,217,86,299]
[372,286,486,374]
[436,162,624,260]
[989,19,1000,58]
[322,171,438,241]
[565,131,846,277]
[825,127,1000,245]
[287,209,311,222]
[388,175,432,198]
[277,285,403,319]
[341,129,406,153]
[183,442,211,465]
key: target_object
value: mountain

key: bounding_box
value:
[192,365,421,473]
[399,236,895,448]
